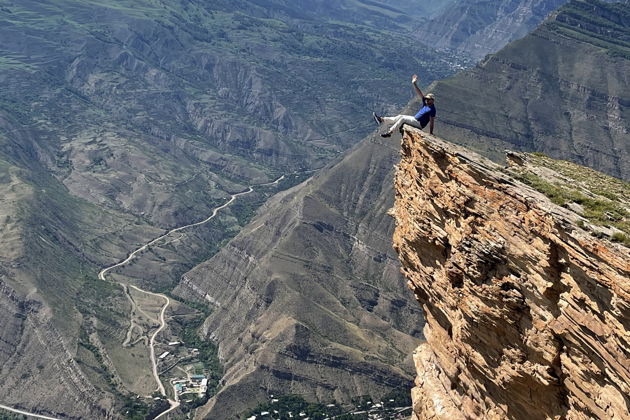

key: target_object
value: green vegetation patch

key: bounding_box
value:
[179,313,223,397]
[0,408,28,420]
[509,153,630,246]
[243,395,344,420]
[527,152,629,202]
[121,395,169,420]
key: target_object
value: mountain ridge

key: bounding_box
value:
[415,0,568,60]
[432,0,630,180]
[174,130,422,418]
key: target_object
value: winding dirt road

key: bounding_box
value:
[126,285,170,396]
[0,404,64,420]
[97,175,285,417]
[0,175,286,420]
[96,186,256,284]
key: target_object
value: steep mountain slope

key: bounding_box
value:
[393,127,629,420]
[0,127,161,418]
[432,0,630,180]
[226,0,457,26]
[174,129,423,418]
[415,0,568,60]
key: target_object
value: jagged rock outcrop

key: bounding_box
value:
[392,127,629,419]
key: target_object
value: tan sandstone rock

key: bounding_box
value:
[392,127,629,420]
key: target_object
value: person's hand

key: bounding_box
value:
[411,74,418,84]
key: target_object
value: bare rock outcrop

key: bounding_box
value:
[392,128,629,419]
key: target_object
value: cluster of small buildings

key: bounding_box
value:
[247,410,311,419]
[245,398,407,420]
[157,341,199,363]
[171,374,208,398]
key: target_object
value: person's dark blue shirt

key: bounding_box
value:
[415,98,436,128]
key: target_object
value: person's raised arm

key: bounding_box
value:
[412,74,425,99]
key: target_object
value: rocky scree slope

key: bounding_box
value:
[392,127,629,419]
[431,0,630,181]
[174,131,423,418]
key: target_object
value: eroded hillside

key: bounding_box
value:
[174,131,423,419]
[0,1,462,417]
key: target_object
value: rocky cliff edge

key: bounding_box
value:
[392,127,629,419]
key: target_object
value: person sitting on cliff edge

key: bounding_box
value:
[373,74,436,137]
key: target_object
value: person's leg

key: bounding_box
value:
[382,115,405,135]
[378,115,404,137]
[389,115,422,133]
[382,115,404,123]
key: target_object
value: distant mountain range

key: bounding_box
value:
[222,0,457,26]
[415,0,569,59]
[1,0,628,419]
[416,0,629,60]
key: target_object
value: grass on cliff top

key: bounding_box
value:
[509,152,630,246]
[527,152,629,202]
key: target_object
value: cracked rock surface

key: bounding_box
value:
[392,127,629,420]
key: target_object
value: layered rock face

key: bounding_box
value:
[392,128,629,419]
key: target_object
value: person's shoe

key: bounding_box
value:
[373,112,383,125]
[380,132,391,138]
